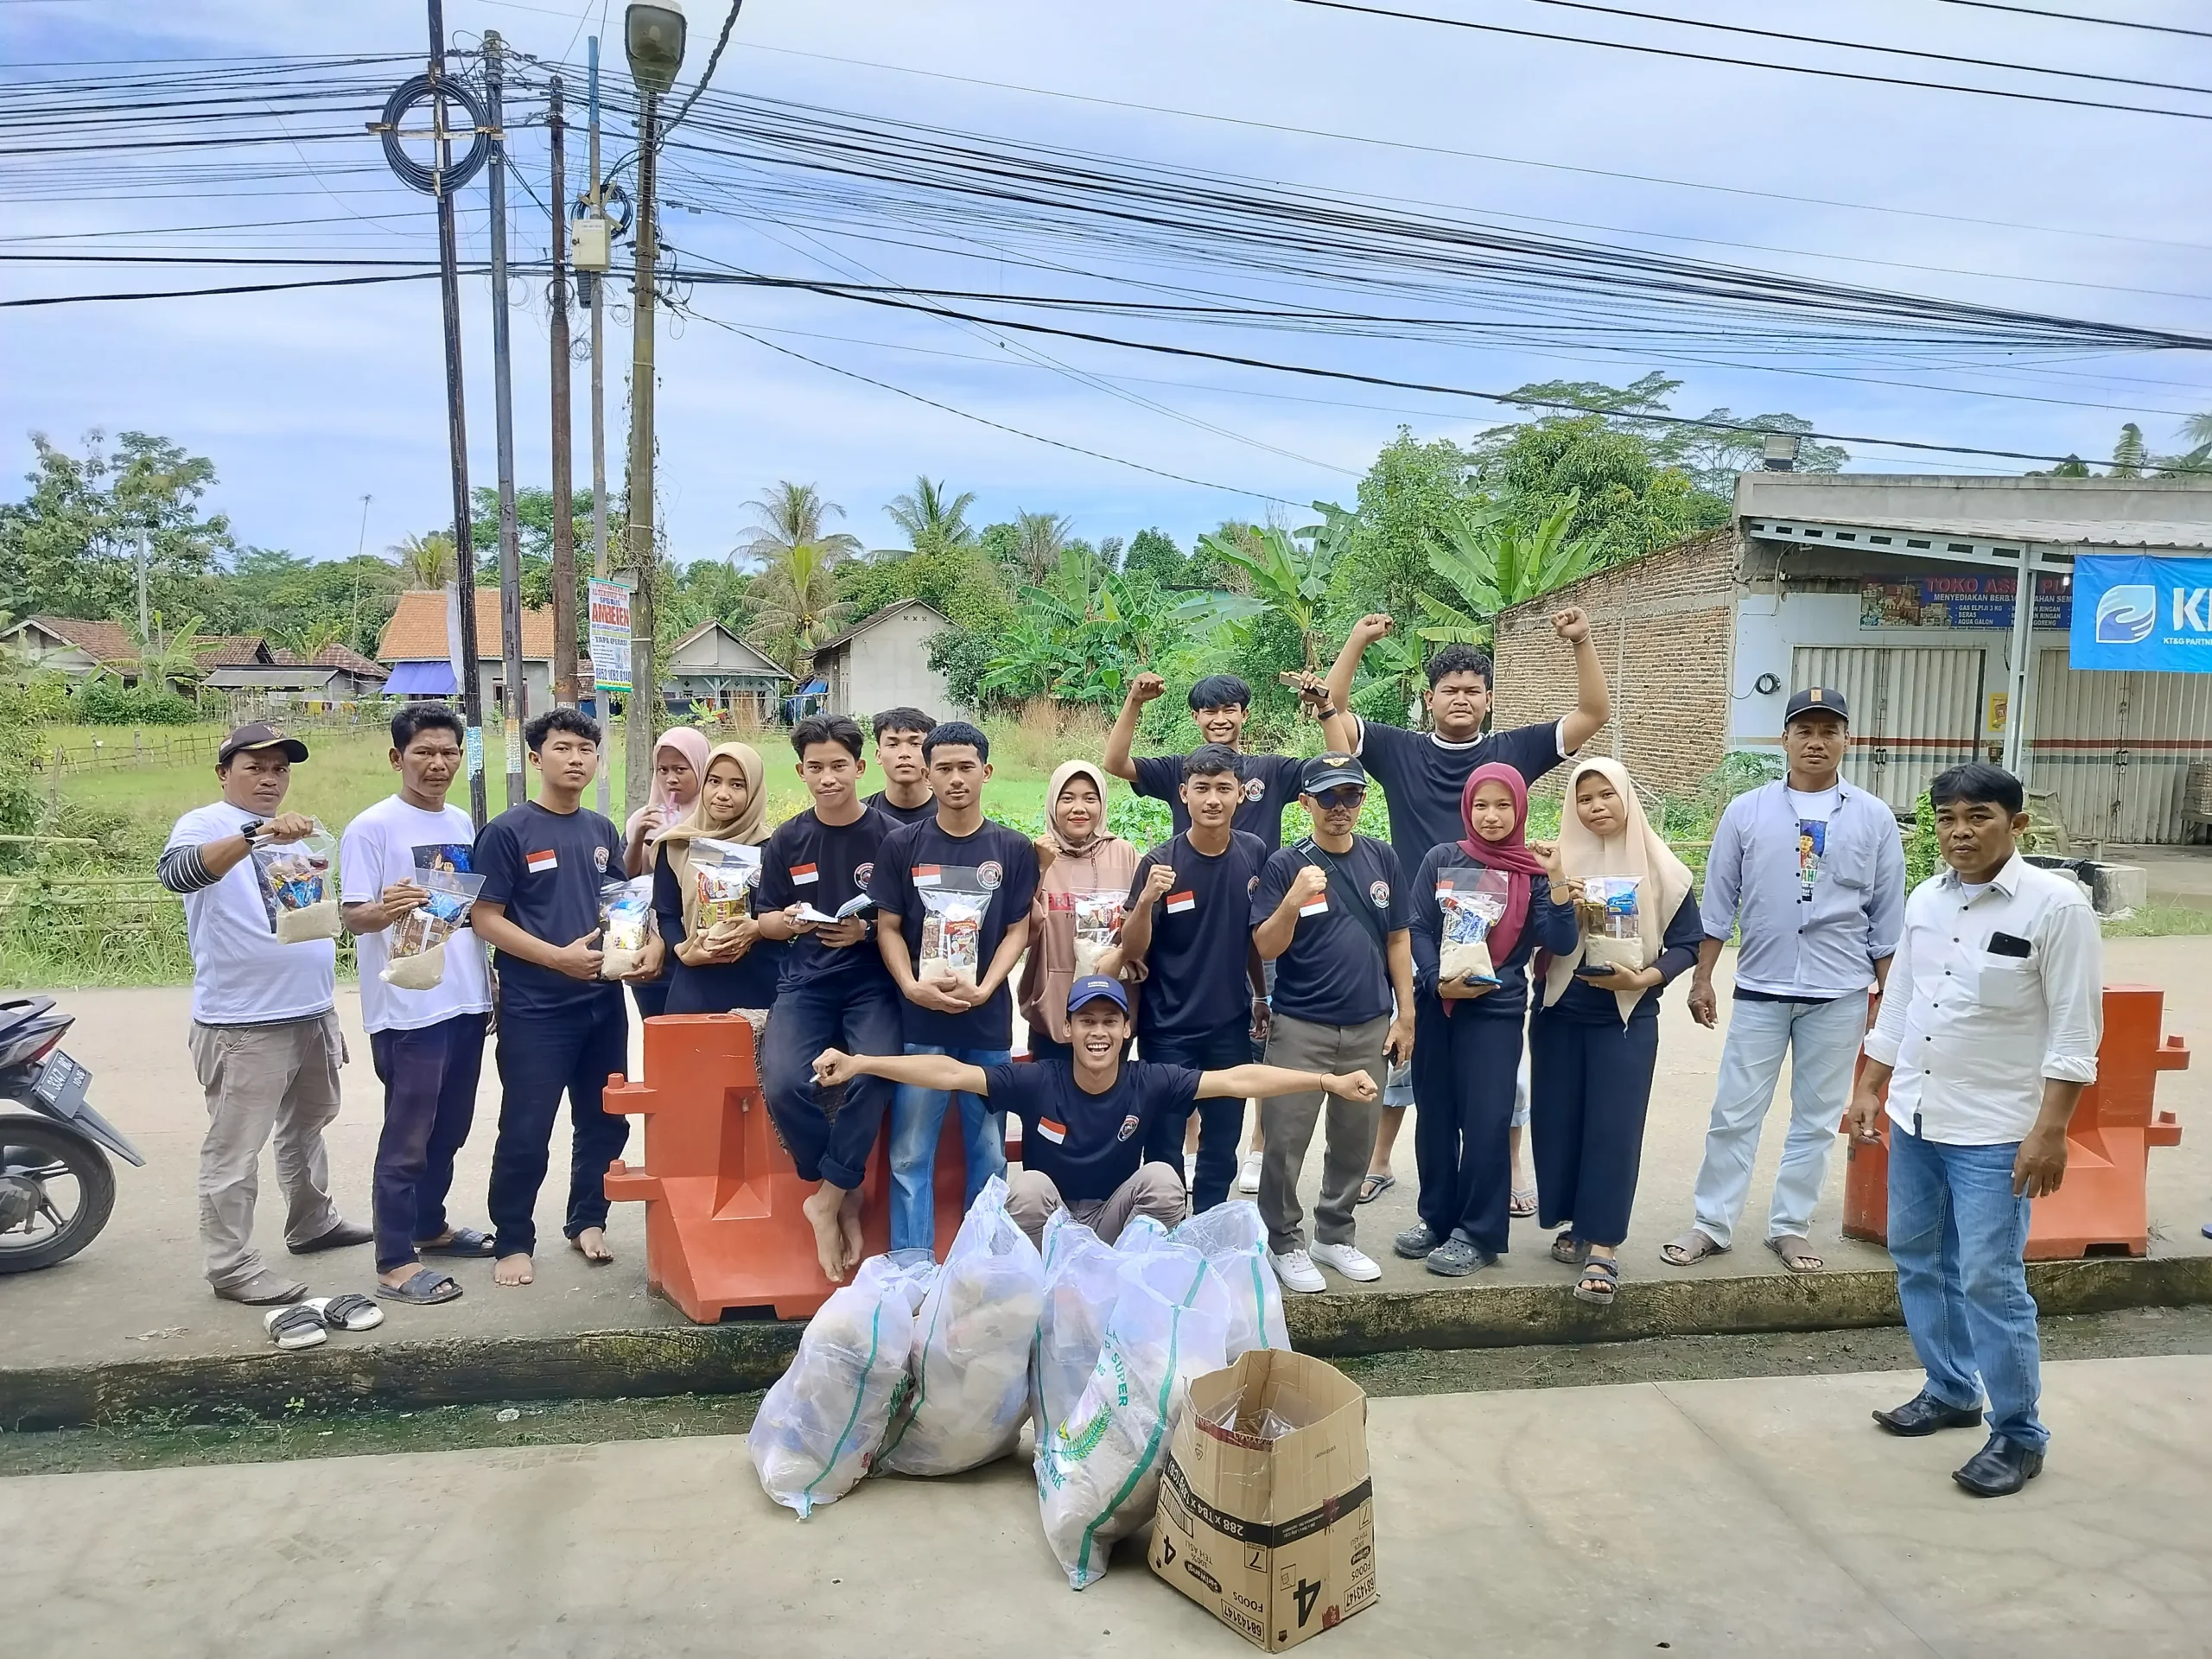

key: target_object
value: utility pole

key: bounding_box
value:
[588,36,612,817]
[135,527,149,645]
[484,30,527,810]
[550,76,579,712]
[353,492,372,652]
[624,84,661,817]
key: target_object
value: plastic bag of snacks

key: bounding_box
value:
[1578,874,1646,973]
[251,825,340,944]
[690,838,762,937]
[917,869,992,988]
[1068,889,1125,977]
[598,874,655,979]
[1173,1200,1289,1361]
[381,868,486,991]
[879,1177,1046,1477]
[748,1249,937,1519]
[1435,865,1512,987]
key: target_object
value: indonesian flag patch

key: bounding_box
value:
[1300,893,1329,916]
[1165,890,1196,914]
[1037,1117,1068,1145]
[525,849,558,874]
[913,864,943,887]
[791,862,819,886]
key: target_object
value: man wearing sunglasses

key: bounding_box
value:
[1248,754,1415,1292]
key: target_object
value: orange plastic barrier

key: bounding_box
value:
[601,1015,1015,1322]
[1841,984,2188,1260]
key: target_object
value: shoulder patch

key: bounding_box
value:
[1370,880,1391,907]
[976,859,1004,891]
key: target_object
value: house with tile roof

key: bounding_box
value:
[376,588,590,717]
[1,615,289,689]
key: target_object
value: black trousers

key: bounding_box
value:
[1140,1016,1249,1216]
[367,1012,488,1274]
[1529,1006,1660,1249]
[758,976,901,1189]
[1410,999,1523,1256]
[487,994,630,1258]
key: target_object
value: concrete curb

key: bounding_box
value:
[7,1254,2207,1434]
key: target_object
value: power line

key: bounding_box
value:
[1937,1,2212,40]
[0,270,443,307]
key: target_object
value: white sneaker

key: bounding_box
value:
[1238,1152,1262,1193]
[1268,1248,1326,1294]
[1310,1241,1382,1282]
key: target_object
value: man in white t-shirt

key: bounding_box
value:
[339,704,495,1306]
[159,723,368,1305]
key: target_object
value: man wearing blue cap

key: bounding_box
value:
[813,975,1379,1249]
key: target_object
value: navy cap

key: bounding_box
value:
[1066,974,1129,1014]
[1783,686,1850,726]
[1300,753,1367,794]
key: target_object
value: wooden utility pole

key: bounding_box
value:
[549,76,578,709]
[484,29,527,809]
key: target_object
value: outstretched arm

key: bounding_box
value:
[1321,613,1394,753]
[1198,1063,1380,1103]
[812,1047,989,1097]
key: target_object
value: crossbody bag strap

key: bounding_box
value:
[1295,838,1391,963]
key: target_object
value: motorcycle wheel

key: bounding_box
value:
[0,1117,117,1273]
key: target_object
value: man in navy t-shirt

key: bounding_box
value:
[868,720,1039,1255]
[863,705,938,827]
[1104,671,1304,854]
[812,976,1379,1249]
[470,709,652,1288]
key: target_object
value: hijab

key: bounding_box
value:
[625,726,713,845]
[1043,759,1115,857]
[657,741,768,936]
[1541,756,1694,1023]
[1454,762,1547,967]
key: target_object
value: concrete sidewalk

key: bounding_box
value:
[5,1354,2208,1656]
[2,940,2202,1379]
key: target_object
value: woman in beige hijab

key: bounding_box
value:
[1529,756,1698,1308]
[652,741,783,1017]
[1017,759,1141,1059]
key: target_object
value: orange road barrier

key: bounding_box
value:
[601,1015,1018,1322]
[1842,984,2188,1260]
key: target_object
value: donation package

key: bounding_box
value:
[1576,874,1645,974]
[381,868,486,990]
[598,874,655,979]
[251,823,341,944]
[1435,865,1511,987]
[917,865,991,988]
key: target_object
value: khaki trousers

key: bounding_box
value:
[188,1013,346,1291]
[1260,1012,1389,1254]
[1007,1163,1187,1251]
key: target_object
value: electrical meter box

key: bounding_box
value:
[572,213,612,273]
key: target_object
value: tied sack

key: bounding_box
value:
[1173,1200,1289,1360]
[878,1176,1046,1477]
[1436,866,1511,987]
[251,824,340,944]
[748,1249,937,1519]
[1578,874,1645,973]
[1031,1210,1124,1440]
[1036,1239,1232,1590]
[381,868,486,991]
[918,868,993,988]
[598,874,655,979]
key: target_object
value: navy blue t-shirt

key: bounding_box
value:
[864,789,936,829]
[1354,717,1568,880]
[1252,835,1412,1027]
[474,799,626,1019]
[755,805,893,995]
[1131,751,1305,855]
[987,1058,1201,1204]
[1123,830,1268,1041]
[651,842,786,1014]
[868,817,1040,1051]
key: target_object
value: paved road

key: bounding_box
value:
[3,1355,2207,1656]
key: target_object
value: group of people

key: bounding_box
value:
[165,603,2103,1497]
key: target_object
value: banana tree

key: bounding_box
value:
[1197,501,1351,670]
[1417,497,1599,646]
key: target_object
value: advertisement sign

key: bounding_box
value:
[1859,575,2070,631]
[2069,554,2212,673]
[588,577,632,694]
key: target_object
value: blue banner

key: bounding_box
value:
[2070,555,2212,673]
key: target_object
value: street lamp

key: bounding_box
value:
[622,0,685,812]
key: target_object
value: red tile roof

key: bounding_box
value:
[378,588,560,663]
[24,615,136,664]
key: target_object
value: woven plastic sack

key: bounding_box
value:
[1173,1199,1289,1359]
[1030,1209,1122,1441]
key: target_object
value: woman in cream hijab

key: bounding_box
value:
[652,741,783,1017]
[1017,759,1141,1060]
[1529,756,1699,1308]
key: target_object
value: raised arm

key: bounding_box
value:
[1321,613,1394,753]
[1116,859,1173,969]
[1103,671,1165,784]
[1551,607,1611,755]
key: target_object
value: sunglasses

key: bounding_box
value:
[1312,787,1367,810]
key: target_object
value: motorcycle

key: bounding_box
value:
[0,994,142,1272]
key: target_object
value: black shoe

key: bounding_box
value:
[289,1218,374,1255]
[1953,1434,2044,1497]
[1872,1392,1984,1438]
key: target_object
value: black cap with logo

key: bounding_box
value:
[217,721,311,766]
[1783,687,1850,727]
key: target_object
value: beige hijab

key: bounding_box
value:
[657,741,769,935]
[1542,756,1694,1023]
[1043,759,1113,855]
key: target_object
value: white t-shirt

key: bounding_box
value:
[1785,785,1843,902]
[165,801,337,1027]
[340,795,493,1034]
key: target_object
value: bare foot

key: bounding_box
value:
[494,1252,534,1287]
[569,1227,613,1264]
[836,1186,865,1274]
[801,1183,849,1283]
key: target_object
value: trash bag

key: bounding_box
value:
[749,1250,936,1518]
[1035,1241,1231,1590]
[878,1177,1045,1477]
[1173,1200,1289,1359]
[1030,1209,1122,1442]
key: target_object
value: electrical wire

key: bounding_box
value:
[1936,1,2212,40]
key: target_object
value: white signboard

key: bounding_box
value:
[588,577,632,694]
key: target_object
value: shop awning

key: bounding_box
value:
[385,660,458,696]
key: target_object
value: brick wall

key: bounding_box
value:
[1491,526,1740,801]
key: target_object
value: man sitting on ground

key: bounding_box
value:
[813,976,1380,1249]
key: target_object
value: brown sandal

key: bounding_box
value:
[1766,1236,1825,1274]
[1660,1229,1728,1267]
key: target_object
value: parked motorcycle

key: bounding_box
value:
[0,995,142,1272]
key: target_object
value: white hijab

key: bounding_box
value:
[1542,756,1694,1023]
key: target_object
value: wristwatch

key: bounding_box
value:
[237,817,265,842]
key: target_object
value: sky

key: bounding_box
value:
[3,0,2209,572]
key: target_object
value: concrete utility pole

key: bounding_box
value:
[550,75,579,711]
[135,527,149,644]
[623,85,662,817]
[484,30,528,809]
[588,36,611,817]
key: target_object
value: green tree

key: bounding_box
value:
[1197,506,1347,671]
[391,531,458,589]
[2111,423,2148,479]
[1349,429,1478,623]
[1122,526,1187,588]
[1415,499,1600,646]
[978,545,1182,708]
[1470,414,1726,563]
[1008,510,1074,588]
[882,475,977,556]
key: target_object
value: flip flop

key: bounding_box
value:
[375,1268,462,1306]
[263,1304,327,1350]
[302,1293,385,1332]
[1510,1186,1538,1219]
[416,1227,496,1257]
[1357,1173,1396,1205]
[1660,1229,1729,1267]
[1766,1236,1826,1274]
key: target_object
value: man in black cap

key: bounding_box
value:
[1662,686,1904,1276]
[1248,754,1414,1292]
[159,722,370,1306]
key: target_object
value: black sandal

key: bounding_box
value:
[1550,1230,1586,1266]
[375,1268,462,1306]
[1573,1257,1619,1306]
[416,1226,496,1257]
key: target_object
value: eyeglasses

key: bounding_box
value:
[1313,787,1366,810]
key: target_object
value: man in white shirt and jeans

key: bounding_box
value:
[1850,763,2101,1498]
[159,723,370,1305]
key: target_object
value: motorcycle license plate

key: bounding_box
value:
[32,1051,91,1116]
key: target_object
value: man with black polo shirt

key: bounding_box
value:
[1104,671,1305,855]
[753,714,903,1284]
[863,706,937,828]
[811,976,1379,1250]
[1249,753,1414,1291]
[868,720,1039,1255]
[1104,743,1269,1215]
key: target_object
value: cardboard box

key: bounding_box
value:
[1147,1349,1376,1650]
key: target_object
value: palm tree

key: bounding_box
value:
[749,541,852,671]
[1011,510,1074,588]
[390,531,457,589]
[883,476,977,556]
[2111,423,2149,480]
[735,481,861,569]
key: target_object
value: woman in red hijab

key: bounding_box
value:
[1396,763,1578,1275]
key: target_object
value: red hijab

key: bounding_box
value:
[1456,763,1547,965]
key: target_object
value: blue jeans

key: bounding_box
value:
[888,1043,1011,1253]
[1888,1124,2045,1452]
[1690,993,1864,1249]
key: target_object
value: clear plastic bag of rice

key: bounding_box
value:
[691,838,762,936]
[381,868,486,991]
[918,872,991,988]
[1068,889,1125,977]
[251,825,340,944]
[598,874,655,978]
[1435,865,1510,986]
[1578,874,1646,972]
